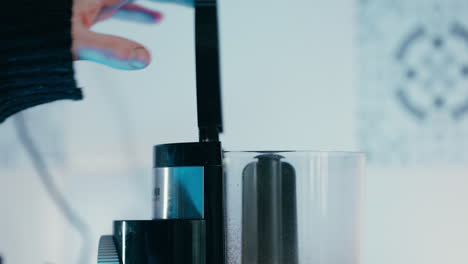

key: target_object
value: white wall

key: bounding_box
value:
[1,0,468,263]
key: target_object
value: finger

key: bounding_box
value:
[114,4,163,24]
[147,0,193,7]
[73,0,104,28]
[95,0,131,23]
[98,3,163,24]
[102,0,133,8]
[73,30,151,70]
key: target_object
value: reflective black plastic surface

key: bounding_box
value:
[113,220,206,264]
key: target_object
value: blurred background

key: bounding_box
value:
[1,0,468,263]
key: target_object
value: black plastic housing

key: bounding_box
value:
[154,142,225,264]
[113,220,206,264]
[154,142,222,167]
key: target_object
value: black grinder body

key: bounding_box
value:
[104,142,225,264]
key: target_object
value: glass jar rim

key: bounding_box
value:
[224,150,365,157]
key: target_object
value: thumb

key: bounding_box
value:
[73,30,151,70]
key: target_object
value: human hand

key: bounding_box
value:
[73,0,174,70]
[149,0,193,7]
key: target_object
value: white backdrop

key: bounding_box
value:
[1,0,468,263]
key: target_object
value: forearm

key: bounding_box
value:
[0,0,82,124]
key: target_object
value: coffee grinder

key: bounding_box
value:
[97,0,225,263]
[96,1,365,263]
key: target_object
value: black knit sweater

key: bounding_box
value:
[0,0,83,124]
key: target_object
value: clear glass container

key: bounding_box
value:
[223,151,365,264]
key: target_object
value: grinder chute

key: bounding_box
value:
[242,154,298,264]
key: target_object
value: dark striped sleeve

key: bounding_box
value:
[0,0,83,124]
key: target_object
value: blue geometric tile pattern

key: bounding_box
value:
[358,0,468,165]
